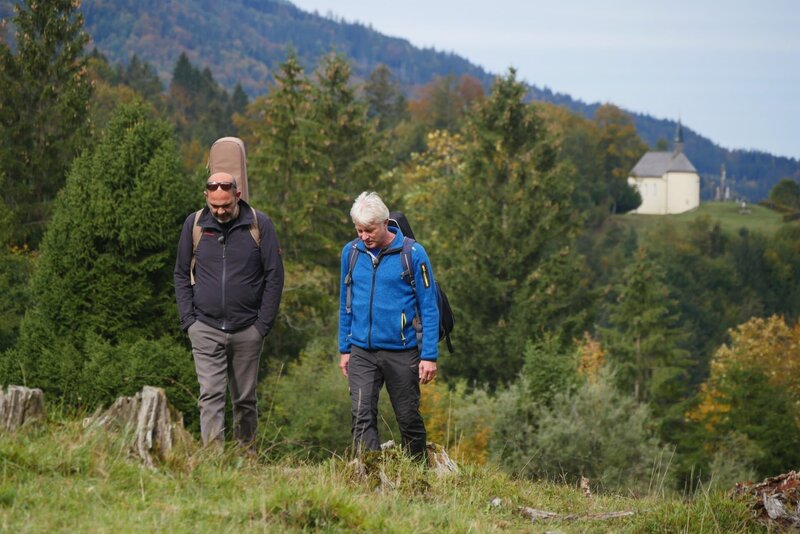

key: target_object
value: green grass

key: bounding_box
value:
[618,202,794,236]
[0,416,763,533]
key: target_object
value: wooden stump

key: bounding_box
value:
[349,441,459,491]
[0,385,45,432]
[427,442,459,474]
[86,386,193,467]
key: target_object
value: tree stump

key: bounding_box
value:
[427,442,459,474]
[349,441,459,490]
[85,386,193,467]
[0,385,45,432]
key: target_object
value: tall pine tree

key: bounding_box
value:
[242,52,324,263]
[0,0,92,246]
[364,63,407,132]
[407,69,584,386]
[600,246,690,410]
[311,53,388,256]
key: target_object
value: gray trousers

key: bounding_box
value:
[348,346,427,458]
[187,320,264,446]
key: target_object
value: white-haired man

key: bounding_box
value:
[338,191,439,460]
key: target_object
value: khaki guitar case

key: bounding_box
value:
[208,136,249,201]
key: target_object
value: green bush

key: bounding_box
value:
[493,371,668,493]
[259,337,400,460]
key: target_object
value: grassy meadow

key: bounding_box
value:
[618,201,794,236]
[0,413,763,533]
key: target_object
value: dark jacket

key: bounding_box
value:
[174,200,284,336]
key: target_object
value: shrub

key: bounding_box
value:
[259,338,399,460]
[493,371,668,493]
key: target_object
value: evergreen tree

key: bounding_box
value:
[719,365,800,477]
[0,0,92,246]
[168,53,231,145]
[0,101,195,408]
[519,335,581,407]
[363,63,407,132]
[0,245,33,353]
[410,70,583,385]
[311,53,389,256]
[243,53,325,263]
[238,54,336,362]
[600,247,690,411]
[228,83,249,119]
[124,54,163,101]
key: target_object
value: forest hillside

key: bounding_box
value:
[1,0,794,198]
[1,3,799,529]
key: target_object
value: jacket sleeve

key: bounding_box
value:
[254,212,284,338]
[412,243,440,361]
[173,213,197,332]
[338,242,354,354]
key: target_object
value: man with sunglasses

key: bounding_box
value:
[174,172,284,450]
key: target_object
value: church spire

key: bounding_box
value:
[673,119,684,154]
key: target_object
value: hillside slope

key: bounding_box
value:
[2,0,796,198]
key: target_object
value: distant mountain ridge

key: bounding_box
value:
[6,0,796,199]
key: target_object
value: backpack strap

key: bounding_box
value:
[190,206,260,286]
[248,206,260,247]
[190,209,203,286]
[343,239,360,314]
[400,237,424,348]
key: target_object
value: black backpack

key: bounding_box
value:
[390,212,455,354]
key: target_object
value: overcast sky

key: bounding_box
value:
[290,0,800,160]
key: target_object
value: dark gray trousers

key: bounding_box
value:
[348,345,426,458]
[187,320,264,446]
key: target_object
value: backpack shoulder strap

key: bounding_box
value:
[190,209,203,286]
[249,206,260,247]
[344,239,360,314]
[401,237,424,346]
[400,237,416,287]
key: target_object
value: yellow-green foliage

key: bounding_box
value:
[691,315,800,432]
[420,380,495,465]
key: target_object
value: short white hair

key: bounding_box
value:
[350,191,389,226]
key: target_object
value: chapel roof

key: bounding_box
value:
[630,151,697,177]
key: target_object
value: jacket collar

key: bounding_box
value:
[354,226,404,254]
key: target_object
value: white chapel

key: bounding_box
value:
[627,122,700,215]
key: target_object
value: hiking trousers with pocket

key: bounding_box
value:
[348,345,427,459]
[188,320,264,446]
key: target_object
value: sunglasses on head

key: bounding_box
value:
[206,181,235,192]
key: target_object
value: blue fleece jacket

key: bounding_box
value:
[338,228,440,361]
